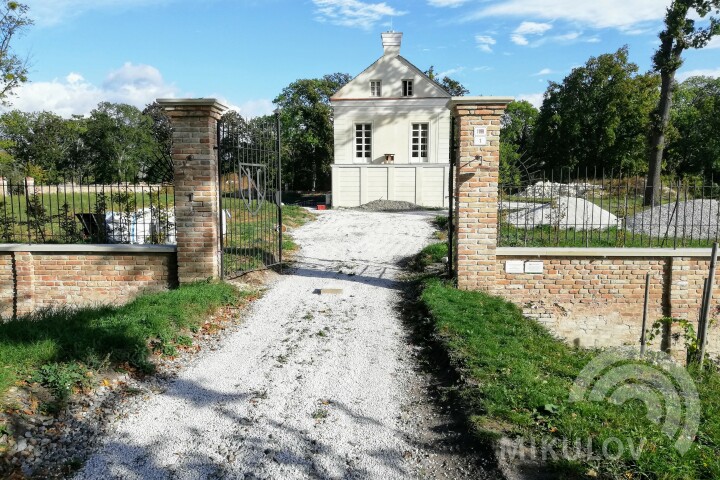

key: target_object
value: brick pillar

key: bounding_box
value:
[157,99,227,283]
[451,97,512,291]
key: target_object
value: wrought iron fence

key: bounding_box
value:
[498,170,720,248]
[0,177,175,245]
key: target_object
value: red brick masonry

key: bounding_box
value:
[495,249,720,356]
[0,245,177,320]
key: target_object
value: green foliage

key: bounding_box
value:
[666,76,720,177]
[646,0,720,206]
[274,73,351,191]
[500,100,538,184]
[32,362,91,403]
[0,102,169,184]
[424,66,469,96]
[0,1,32,104]
[420,279,720,479]
[532,47,659,175]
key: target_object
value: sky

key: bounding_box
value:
[5,0,720,118]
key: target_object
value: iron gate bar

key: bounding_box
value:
[217,111,283,279]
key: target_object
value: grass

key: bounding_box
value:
[420,279,720,479]
[221,201,313,274]
[0,188,174,244]
[0,281,241,403]
[498,223,718,249]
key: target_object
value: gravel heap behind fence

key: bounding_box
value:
[356,200,424,212]
[506,196,619,231]
[518,181,603,199]
[625,199,720,240]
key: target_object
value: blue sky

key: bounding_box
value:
[6,0,720,117]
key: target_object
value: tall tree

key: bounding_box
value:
[666,76,720,177]
[645,0,720,205]
[274,73,351,191]
[83,102,156,182]
[143,102,174,182]
[0,1,32,104]
[532,47,658,176]
[500,100,538,184]
[424,66,469,96]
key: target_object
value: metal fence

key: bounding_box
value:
[499,171,720,248]
[0,177,175,245]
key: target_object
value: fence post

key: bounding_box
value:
[450,97,512,291]
[157,98,227,284]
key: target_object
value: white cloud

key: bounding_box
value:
[475,35,496,53]
[4,63,178,117]
[312,0,406,30]
[511,21,552,46]
[706,36,720,49]
[518,92,544,108]
[471,0,674,31]
[677,68,720,82]
[532,68,553,76]
[26,0,170,26]
[438,67,464,77]
[427,0,468,7]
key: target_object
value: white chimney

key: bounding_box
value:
[381,31,402,57]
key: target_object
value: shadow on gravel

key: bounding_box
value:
[75,377,411,480]
[396,266,504,480]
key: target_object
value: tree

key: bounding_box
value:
[274,73,351,191]
[532,47,658,176]
[143,102,173,182]
[0,1,32,104]
[665,76,720,177]
[83,102,157,182]
[424,66,469,96]
[0,110,85,183]
[500,100,538,184]
[645,0,720,206]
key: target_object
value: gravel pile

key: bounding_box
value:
[506,196,619,231]
[625,199,720,239]
[356,200,423,211]
[518,181,603,199]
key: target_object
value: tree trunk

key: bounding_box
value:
[645,66,677,207]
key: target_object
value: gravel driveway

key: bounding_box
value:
[76,209,492,479]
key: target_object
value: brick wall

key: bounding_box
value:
[494,251,720,357]
[0,246,177,320]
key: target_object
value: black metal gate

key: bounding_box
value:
[217,113,282,278]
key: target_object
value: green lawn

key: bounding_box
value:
[0,187,174,243]
[221,201,313,274]
[420,277,720,479]
[498,223,718,248]
[0,282,242,407]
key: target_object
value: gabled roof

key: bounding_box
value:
[331,50,451,101]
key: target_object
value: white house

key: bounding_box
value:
[330,32,452,208]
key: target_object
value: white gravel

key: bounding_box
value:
[76,209,437,480]
[505,196,619,231]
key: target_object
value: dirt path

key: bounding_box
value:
[76,209,497,479]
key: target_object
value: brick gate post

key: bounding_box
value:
[157,99,227,284]
[451,97,513,291]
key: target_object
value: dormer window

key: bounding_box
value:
[402,79,414,97]
[370,80,382,97]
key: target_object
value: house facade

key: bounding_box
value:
[330,32,452,208]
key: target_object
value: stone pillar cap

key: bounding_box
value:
[156,98,228,110]
[450,96,514,107]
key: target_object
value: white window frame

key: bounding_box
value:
[410,123,429,163]
[354,123,372,163]
[370,80,382,97]
[402,79,414,97]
